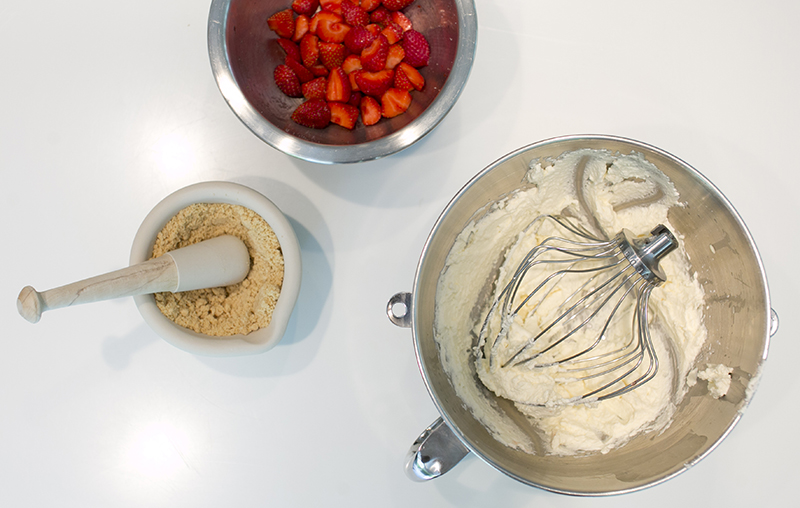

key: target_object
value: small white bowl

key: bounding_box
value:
[130,181,301,356]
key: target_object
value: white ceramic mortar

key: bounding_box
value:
[130,181,301,356]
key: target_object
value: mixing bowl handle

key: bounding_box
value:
[770,309,780,337]
[389,293,472,479]
[405,417,470,481]
[387,292,413,328]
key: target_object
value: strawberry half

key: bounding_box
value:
[285,57,315,83]
[401,29,430,67]
[300,33,320,68]
[277,38,301,63]
[267,9,295,39]
[392,64,414,91]
[380,88,412,118]
[274,64,303,97]
[361,34,389,72]
[360,95,382,126]
[291,0,319,17]
[329,102,360,130]
[391,11,413,32]
[308,63,330,77]
[347,90,363,107]
[342,54,363,74]
[302,76,328,100]
[385,44,405,69]
[383,0,415,11]
[344,25,376,54]
[312,11,351,43]
[353,69,394,97]
[381,22,404,45]
[320,0,344,15]
[360,0,382,12]
[341,1,370,27]
[292,14,310,43]
[396,62,424,91]
[369,6,390,25]
[319,41,347,70]
[365,23,382,37]
[326,67,352,102]
[292,99,331,128]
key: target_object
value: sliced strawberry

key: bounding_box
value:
[385,44,405,69]
[321,22,351,43]
[382,0,414,11]
[361,34,389,72]
[285,57,315,83]
[360,0,382,12]
[349,72,360,92]
[370,6,390,25]
[320,0,344,15]
[365,23,382,37]
[267,9,295,39]
[392,64,413,91]
[329,102,360,129]
[310,11,340,33]
[319,42,347,70]
[391,11,413,32]
[302,76,328,100]
[380,88,411,118]
[292,0,320,17]
[277,38,301,63]
[292,99,331,128]
[360,95,382,125]
[342,54,363,74]
[308,63,330,77]
[353,69,394,97]
[401,29,430,67]
[347,90,363,107]
[341,1,369,27]
[382,22,404,45]
[292,14,310,43]
[396,61,424,90]
[343,25,376,53]
[326,67,352,102]
[274,64,303,97]
[312,11,351,43]
[300,33,320,68]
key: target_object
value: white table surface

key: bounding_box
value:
[2,1,797,506]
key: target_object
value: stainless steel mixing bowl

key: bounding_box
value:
[207,0,477,164]
[388,135,779,495]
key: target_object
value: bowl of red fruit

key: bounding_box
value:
[208,0,477,164]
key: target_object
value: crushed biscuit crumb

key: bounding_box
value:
[151,203,284,336]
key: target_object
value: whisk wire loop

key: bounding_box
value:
[477,215,677,405]
[503,264,635,368]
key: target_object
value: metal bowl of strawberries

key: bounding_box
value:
[208,0,477,164]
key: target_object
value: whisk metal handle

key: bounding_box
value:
[618,225,678,284]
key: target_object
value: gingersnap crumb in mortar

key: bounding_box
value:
[150,203,284,336]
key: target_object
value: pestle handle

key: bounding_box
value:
[17,256,177,324]
[17,235,250,324]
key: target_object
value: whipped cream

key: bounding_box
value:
[697,364,734,399]
[434,149,708,456]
